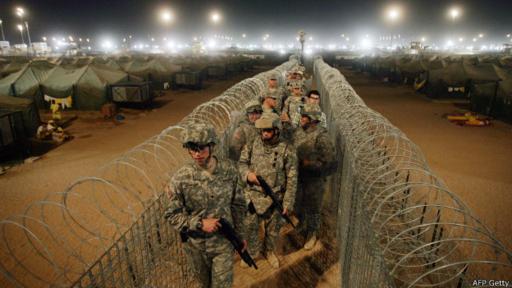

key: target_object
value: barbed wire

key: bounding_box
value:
[0,58,299,288]
[314,56,512,288]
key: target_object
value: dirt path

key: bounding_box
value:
[339,67,512,250]
[0,68,268,220]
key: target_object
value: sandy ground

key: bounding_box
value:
[0,68,267,220]
[339,67,512,251]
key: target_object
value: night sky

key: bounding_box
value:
[0,0,511,45]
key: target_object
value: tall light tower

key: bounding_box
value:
[17,24,25,45]
[384,5,402,49]
[0,19,5,41]
[16,7,32,56]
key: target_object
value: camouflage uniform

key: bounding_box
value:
[165,124,246,288]
[293,104,335,234]
[283,94,304,128]
[268,87,286,113]
[239,113,298,257]
[261,89,282,114]
[228,101,261,161]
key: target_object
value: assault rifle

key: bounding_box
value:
[218,218,258,269]
[256,175,296,228]
[179,218,258,269]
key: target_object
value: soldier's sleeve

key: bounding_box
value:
[317,131,336,166]
[230,168,247,237]
[164,174,203,232]
[228,126,245,160]
[283,145,298,211]
[238,141,252,183]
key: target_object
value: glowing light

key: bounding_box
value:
[16,24,23,32]
[386,6,401,21]
[159,9,174,23]
[210,11,221,23]
[458,37,464,42]
[421,37,426,42]
[42,36,47,41]
[242,33,246,38]
[15,7,25,18]
[68,36,74,42]
[449,7,460,20]
[478,33,484,38]
[360,37,373,50]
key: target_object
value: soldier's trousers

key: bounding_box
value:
[184,240,233,288]
[296,177,326,233]
[244,207,284,256]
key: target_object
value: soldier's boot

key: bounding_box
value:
[266,251,279,269]
[304,232,317,250]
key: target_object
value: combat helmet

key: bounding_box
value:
[259,89,279,102]
[245,100,263,113]
[300,103,323,121]
[181,123,218,148]
[255,112,282,130]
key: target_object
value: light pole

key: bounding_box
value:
[17,24,25,45]
[16,7,32,56]
[384,5,402,49]
[0,19,5,41]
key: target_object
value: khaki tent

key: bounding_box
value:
[41,64,131,110]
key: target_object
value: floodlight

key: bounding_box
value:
[210,11,221,23]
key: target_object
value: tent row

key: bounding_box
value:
[342,54,512,122]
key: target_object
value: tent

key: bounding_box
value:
[0,60,56,108]
[470,66,512,121]
[0,60,29,78]
[425,62,502,98]
[41,64,131,110]
[0,95,40,137]
[124,58,181,89]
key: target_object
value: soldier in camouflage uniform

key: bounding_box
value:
[293,103,336,250]
[260,89,281,114]
[228,100,263,161]
[267,72,287,112]
[305,90,327,128]
[165,123,247,288]
[281,81,305,128]
[239,112,298,269]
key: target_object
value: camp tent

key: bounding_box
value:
[425,62,503,98]
[470,66,512,121]
[0,60,56,107]
[124,58,181,89]
[0,95,40,137]
[41,64,131,110]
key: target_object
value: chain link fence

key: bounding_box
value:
[0,57,299,288]
[314,56,512,288]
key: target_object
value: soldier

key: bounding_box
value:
[239,112,298,269]
[165,123,247,288]
[267,72,287,111]
[305,90,327,128]
[260,89,281,114]
[293,103,336,250]
[281,81,305,128]
[228,100,263,161]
